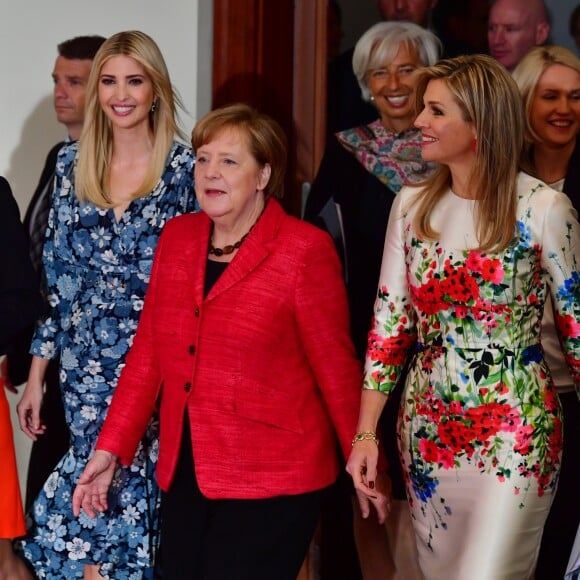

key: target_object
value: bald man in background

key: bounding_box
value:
[488,0,550,71]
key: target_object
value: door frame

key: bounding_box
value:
[212,0,328,217]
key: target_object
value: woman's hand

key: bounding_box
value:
[16,355,50,439]
[72,450,117,519]
[346,439,390,523]
[16,383,45,440]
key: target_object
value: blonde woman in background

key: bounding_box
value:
[513,44,580,580]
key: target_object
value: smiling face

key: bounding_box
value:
[367,42,422,133]
[52,56,93,139]
[529,64,580,149]
[194,128,271,232]
[414,78,476,169]
[98,55,155,133]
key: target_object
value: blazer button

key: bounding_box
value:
[184,382,192,392]
[194,307,200,317]
[188,345,196,355]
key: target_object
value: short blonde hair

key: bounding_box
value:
[76,30,185,206]
[352,21,441,102]
[512,45,580,164]
[191,104,287,200]
[412,54,524,252]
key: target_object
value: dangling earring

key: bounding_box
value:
[150,100,158,113]
[471,138,477,153]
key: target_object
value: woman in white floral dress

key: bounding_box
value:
[347,54,579,579]
[16,31,197,579]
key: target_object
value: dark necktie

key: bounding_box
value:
[29,177,53,275]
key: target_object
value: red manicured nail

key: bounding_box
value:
[369,481,375,489]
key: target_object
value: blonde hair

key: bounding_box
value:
[191,103,287,200]
[512,45,580,173]
[76,30,185,206]
[412,54,524,252]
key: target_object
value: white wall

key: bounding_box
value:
[1,0,213,497]
[0,0,213,212]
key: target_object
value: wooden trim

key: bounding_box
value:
[293,0,328,215]
[212,0,298,214]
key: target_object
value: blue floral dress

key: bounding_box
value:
[19,141,197,579]
[364,173,579,579]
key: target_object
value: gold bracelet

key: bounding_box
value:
[351,431,379,446]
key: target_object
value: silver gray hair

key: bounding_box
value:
[353,21,442,101]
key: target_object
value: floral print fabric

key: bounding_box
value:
[18,141,197,579]
[336,121,435,193]
[364,173,579,576]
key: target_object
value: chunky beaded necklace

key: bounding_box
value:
[208,230,251,256]
[208,202,266,257]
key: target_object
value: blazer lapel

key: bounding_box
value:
[205,199,285,301]
[184,213,212,305]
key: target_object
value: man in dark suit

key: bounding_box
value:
[3,35,105,510]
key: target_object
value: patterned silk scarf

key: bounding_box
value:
[336,120,434,193]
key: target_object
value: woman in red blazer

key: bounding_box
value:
[73,104,387,579]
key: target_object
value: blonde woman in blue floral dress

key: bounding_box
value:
[347,55,579,580]
[16,31,197,579]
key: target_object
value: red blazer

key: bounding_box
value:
[97,199,362,499]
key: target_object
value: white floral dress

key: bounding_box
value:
[364,173,579,580]
[18,141,197,579]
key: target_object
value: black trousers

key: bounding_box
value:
[157,420,323,580]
